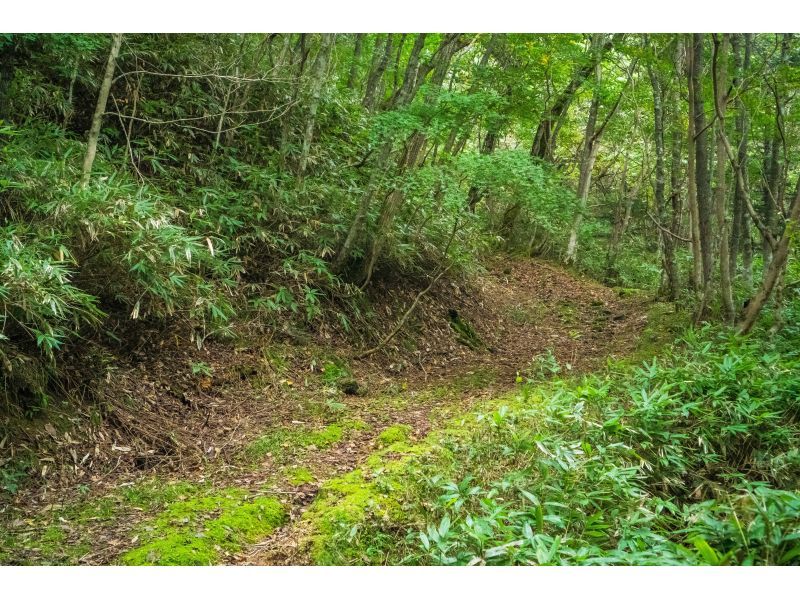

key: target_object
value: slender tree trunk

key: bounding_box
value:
[363,34,393,111]
[686,36,703,291]
[742,211,754,290]
[389,34,408,100]
[605,154,641,283]
[712,34,735,323]
[648,57,678,300]
[298,34,335,180]
[564,47,603,264]
[347,34,364,90]
[738,178,800,334]
[691,33,714,321]
[388,33,427,108]
[762,131,781,267]
[81,33,123,187]
[564,35,634,264]
[531,34,622,162]
[442,35,495,158]
[360,35,465,286]
[728,34,752,281]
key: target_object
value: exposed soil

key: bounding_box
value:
[0,256,650,565]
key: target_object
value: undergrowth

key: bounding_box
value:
[304,322,800,565]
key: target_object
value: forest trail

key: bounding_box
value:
[237,259,650,565]
[1,258,651,565]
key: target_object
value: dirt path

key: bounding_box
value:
[233,258,650,565]
[1,257,650,565]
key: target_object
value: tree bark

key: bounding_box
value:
[81,33,123,187]
[648,52,679,300]
[388,33,427,108]
[363,34,394,111]
[738,177,800,334]
[564,41,603,264]
[360,35,466,286]
[728,34,752,282]
[298,34,335,180]
[691,33,714,321]
[346,34,364,90]
[564,35,634,264]
[712,34,735,324]
[685,35,703,291]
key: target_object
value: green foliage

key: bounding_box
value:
[190,361,213,377]
[305,322,800,565]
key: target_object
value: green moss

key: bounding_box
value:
[246,420,367,462]
[376,424,412,448]
[121,480,201,510]
[120,489,285,565]
[624,302,690,365]
[285,466,315,486]
[320,359,351,385]
[305,423,344,446]
[303,469,403,565]
[122,534,216,566]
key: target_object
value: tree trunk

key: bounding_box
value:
[564,41,603,264]
[360,35,465,286]
[691,33,714,320]
[531,33,622,162]
[648,56,678,300]
[363,34,394,111]
[564,34,634,264]
[81,33,123,187]
[738,177,800,334]
[346,34,364,90]
[728,34,752,282]
[298,34,335,180]
[686,35,703,291]
[712,34,735,323]
[388,34,427,109]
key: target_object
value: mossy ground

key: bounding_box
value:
[0,479,203,565]
[120,488,286,565]
[285,466,315,486]
[376,424,412,447]
[245,419,368,463]
[302,439,427,565]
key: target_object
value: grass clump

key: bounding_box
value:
[120,488,285,565]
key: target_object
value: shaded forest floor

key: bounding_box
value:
[0,257,670,565]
